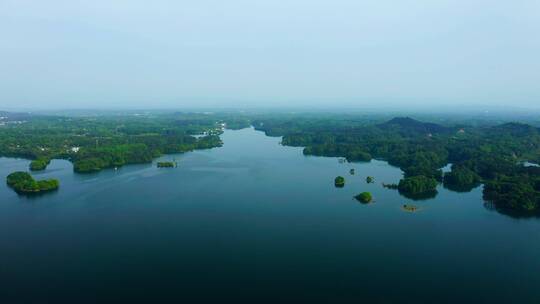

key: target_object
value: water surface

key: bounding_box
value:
[1,128,539,303]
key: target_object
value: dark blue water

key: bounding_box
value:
[1,128,539,303]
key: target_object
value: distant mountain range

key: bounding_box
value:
[488,122,539,137]
[376,116,540,138]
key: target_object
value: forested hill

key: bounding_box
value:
[377,117,452,136]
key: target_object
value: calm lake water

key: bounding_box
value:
[1,128,540,303]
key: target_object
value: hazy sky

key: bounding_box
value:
[1,0,539,109]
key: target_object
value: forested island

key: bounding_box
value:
[355,192,373,203]
[443,165,481,192]
[335,176,345,187]
[157,161,176,168]
[6,171,59,194]
[398,176,438,200]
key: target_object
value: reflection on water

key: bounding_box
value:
[398,189,439,201]
[443,182,481,193]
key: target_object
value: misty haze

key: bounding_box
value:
[1,1,540,303]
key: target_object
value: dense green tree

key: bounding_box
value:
[37,179,60,191]
[29,158,50,171]
[355,192,373,203]
[483,172,540,212]
[398,176,438,195]
[345,150,372,162]
[6,172,33,187]
[6,171,59,194]
[335,176,345,187]
[443,165,481,192]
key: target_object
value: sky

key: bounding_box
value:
[1,0,539,110]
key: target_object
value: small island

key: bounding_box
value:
[355,192,373,203]
[6,171,59,194]
[334,176,345,187]
[402,204,419,212]
[366,176,374,183]
[157,161,176,168]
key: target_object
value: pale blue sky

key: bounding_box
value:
[1,0,539,109]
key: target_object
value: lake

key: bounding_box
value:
[1,128,539,303]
